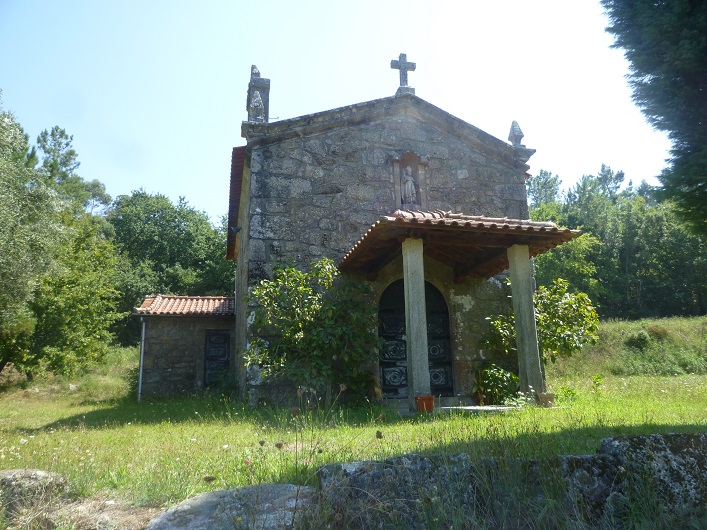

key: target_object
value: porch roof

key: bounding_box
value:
[338,210,581,283]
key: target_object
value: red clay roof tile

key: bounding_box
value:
[133,295,234,316]
[338,210,581,282]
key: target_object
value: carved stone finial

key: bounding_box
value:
[390,53,416,96]
[249,91,265,122]
[247,65,270,123]
[508,121,525,147]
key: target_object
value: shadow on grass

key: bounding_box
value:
[22,393,388,433]
[22,392,707,465]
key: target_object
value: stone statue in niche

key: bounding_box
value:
[401,165,417,207]
[249,91,265,123]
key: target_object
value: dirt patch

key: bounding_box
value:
[3,495,162,530]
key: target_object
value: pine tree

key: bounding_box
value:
[602,0,707,235]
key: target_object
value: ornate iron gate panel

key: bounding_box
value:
[427,312,453,396]
[204,330,230,387]
[378,280,453,399]
[379,312,408,398]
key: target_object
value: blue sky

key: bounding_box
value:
[1,0,671,222]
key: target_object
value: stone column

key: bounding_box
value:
[507,244,545,396]
[402,238,430,410]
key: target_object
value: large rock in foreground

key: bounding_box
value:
[0,469,68,517]
[146,484,316,530]
[317,433,707,528]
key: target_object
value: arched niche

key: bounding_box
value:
[392,152,428,210]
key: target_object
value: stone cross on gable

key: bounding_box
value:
[391,53,416,87]
[391,53,416,96]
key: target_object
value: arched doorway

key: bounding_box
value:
[378,279,453,398]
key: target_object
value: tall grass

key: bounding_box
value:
[1,376,705,508]
[0,317,706,511]
[547,315,707,379]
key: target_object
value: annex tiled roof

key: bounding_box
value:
[338,210,581,282]
[134,295,235,317]
[226,146,246,261]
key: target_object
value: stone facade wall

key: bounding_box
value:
[236,96,532,399]
[140,316,235,397]
[244,111,528,284]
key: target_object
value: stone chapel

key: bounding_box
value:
[223,55,580,410]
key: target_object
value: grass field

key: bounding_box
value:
[0,317,706,513]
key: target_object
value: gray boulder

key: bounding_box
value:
[146,483,316,530]
[0,469,68,517]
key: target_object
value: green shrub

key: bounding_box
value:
[473,363,519,405]
[555,386,578,403]
[483,278,599,365]
[248,259,382,403]
[624,330,651,351]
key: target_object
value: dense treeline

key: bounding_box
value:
[0,100,234,376]
[529,166,707,319]
[3,92,705,377]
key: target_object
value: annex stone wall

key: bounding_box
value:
[140,316,235,396]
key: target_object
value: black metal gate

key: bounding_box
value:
[204,330,230,388]
[378,280,453,398]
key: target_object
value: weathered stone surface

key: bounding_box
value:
[318,453,475,528]
[0,469,68,516]
[146,484,316,530]
[562,454,623,522]
[139,316,235,397]
[314,433,707,527]
[598,432,707,519]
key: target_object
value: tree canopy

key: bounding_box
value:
[528,165,707,319]
[36,126,111,213]
[602,0,707,235]
[1,100,234,375]
[0,106,64,374]
[107,190,234,343]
